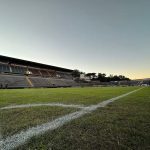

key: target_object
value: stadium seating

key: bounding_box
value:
[56,71,72,80]
[0,63,10,73]
[48,78,77,87]
[28,77,51,87]
[49,78,67,87]
[28,68,41,76]
[40,70,50,77]
[48,70,56,77]
[0,74,30,88]
[0,56,76,88]
[11,65,26,74]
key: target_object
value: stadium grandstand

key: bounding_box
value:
[0,55,77,88]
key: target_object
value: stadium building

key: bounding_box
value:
[0,55,76,88]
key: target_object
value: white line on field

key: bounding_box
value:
[0,103,85,110]
[0,88,143,150]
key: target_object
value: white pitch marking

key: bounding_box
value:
[0,88,143,150]
[0,103,85,110]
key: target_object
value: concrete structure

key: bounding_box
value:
[0,55,76,88]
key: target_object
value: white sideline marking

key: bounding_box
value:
[0,88,143,150]
[0,103,85,110]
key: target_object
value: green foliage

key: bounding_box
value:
[72,70,130,82]
[71,69,81,77]
[85,73,97,79]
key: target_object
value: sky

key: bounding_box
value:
[0,0,150,79]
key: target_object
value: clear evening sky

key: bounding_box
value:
[0,0,149,79]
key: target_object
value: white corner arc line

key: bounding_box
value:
[0,88,143,150]
[0,103,85,110]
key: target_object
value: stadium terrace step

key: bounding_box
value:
[0,74,30,88]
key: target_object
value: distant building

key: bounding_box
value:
[80,74,91,82]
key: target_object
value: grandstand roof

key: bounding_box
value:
[0,55,73,72]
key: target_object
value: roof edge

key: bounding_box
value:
[0,55,73,72]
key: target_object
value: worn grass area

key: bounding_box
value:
[0,86,138,107]
[16,87,150,150]
[0,107,77,138]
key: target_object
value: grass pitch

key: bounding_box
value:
[0,86,138,107]
[0,86,150,150]
[0,106,77,138]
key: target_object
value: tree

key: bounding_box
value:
[72,69,81,78]
[97,73,107,82]
[85,73,97,79]
[108,74,130,81]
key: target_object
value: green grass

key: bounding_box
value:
[16,87,150,150]
[0,86,138,107]
[0,106,77,138]
[0,86,149,150]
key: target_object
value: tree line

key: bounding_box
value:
[72,70,130,82]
